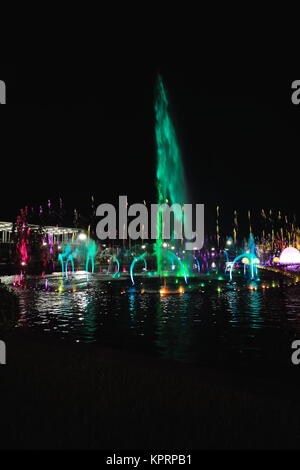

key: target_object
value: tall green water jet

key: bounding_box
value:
[154,75,188,275]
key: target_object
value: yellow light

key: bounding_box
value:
[242,257,249,265]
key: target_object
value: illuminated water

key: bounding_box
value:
[154,76,189,276]
[5,271,300,371]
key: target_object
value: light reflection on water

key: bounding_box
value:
[7,273,300,368]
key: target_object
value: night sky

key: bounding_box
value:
[0,58,299,237]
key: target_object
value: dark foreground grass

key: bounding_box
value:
[0,284,18,329]
[1,330,300,450]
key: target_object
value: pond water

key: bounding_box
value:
[4,270,300,373]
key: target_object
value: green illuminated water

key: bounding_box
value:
[154,75,188,275]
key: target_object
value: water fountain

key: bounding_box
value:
[130,253,147,285]
[58,244,72,279]
[16,210,29,274]
[85,239,97,280]
[9,79,299,299]
[154,75,189,278]
[107,255,120,278]
[64,247,78,280]
[229,233,260,282]
[129,75,190,288]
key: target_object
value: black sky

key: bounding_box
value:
[0,58,299,236]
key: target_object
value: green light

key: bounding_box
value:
[154,75,188,278]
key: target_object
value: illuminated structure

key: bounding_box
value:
[279,247,300,265]
[0,221,79,245]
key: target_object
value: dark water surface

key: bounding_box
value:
[4,271,300,373]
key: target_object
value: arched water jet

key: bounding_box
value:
[223,250,229,263]
[107,256,120,277]
[65,248,78,280]
[85,240,97,281]
[130,253,147,285]
[58,244,72,278]
[229,234,260,282]
[165,250,188,284]
[194,256,201,273]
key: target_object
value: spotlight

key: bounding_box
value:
[78,233,87,241]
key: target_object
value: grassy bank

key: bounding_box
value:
[0,330,300,449]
